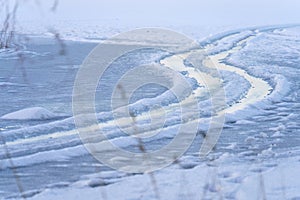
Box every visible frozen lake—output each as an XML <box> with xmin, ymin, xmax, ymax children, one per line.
<box><xmin>0</xmin><ymin>25</ymin><xmax>300</xmax><ymax>199</ymax></box>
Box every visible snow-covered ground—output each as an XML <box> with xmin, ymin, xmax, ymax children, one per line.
<box><xmin>30</xmin><ymin>151</ymin><xmax>300</xmax><ymax>200</ymax></box>
<box><xmin>1</xmin><ymin>12</ymin><xmax>300</xmax><ymax>199</ymax></box>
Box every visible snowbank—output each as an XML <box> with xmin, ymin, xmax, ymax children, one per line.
<box><xmin>1</xmin><ymin>107</ymin><xmax>60</xmax><ymax>120</ymax></box>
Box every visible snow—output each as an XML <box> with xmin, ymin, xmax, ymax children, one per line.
<box><xmin>1</xmin><ymin>12</ymin><xmax>300</xmax><ymax>198</ymax></box>
<box><xmin>1</xmin><ymin>107</ymin><xmax>63</xmax><ymax>120</ymax></box>
<box><xmin>29</xmin><ymin>152</ymin><xmax>300</xmax><ymax>200</ymax></box>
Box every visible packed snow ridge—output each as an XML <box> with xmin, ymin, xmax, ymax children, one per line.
<box><xmin>1</xmin><ymin>107</ymin><xmax>60</xmax><ymax>120</ymax></box>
